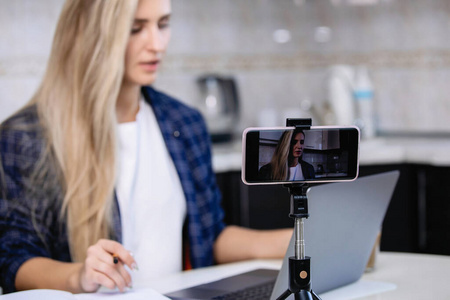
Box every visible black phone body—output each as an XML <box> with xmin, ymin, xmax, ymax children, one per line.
<box><xmin>242</xmin><ymin>126</ymin><xmax>360</xmax><ymax>185</ymax></box>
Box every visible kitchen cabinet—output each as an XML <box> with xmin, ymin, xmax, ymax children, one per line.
<box><xmin>304</xmin><ymin>129</ymin><xmax>340</xmax><ymax>150</ymax></box>
<box><xmin>419</xmin><ymin>165</ymin><xmax>450</xmax><ymax>255</ymax></box>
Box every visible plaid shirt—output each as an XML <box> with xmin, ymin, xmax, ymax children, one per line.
<box><xmin>0</xmin><ymin>86</ymin><xmax>225</xmax><ymax>293</ymax></box>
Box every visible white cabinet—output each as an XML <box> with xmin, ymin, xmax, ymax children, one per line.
<box><xmin>304</xmin><ymin>130</ymin><xmax>340</xmax><ymax>150</ymax></box>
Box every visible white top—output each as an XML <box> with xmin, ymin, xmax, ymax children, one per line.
<box><xmin>288</xmin><ymin>164</ymin><xmax>305</xmax><ymax>181</ymax></box>
<box><xmin>116</xmin><ymin>98</ymin><xmax>186</xmax><ymax>287</ymax></box>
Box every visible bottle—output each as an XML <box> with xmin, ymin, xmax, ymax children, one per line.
<box><xmin>353</xmin><ymin>66</ymin><xmax>375</xmax><ymax>139</ymax></box>
<box><xmin>327</xmin><ymin>65</ymin><xmax>355</xmax><ymax>126</ymax></box>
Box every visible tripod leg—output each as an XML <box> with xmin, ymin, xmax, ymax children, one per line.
<box><xmin>311</xmin><ymin>290</ymin><xmax>322</xmax><ymax>300</ymax></box>
<box><xmin>276</xmin><ymin>289</ymin><xmax>292</xmax><ymax>300</ymax></box>
<box><xmin>295</xmin><ymin>290</ymin><xmax>314</xmax><ymax>300</ymax></box>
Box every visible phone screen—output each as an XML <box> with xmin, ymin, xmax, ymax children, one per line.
<box><xmin>242</xmin><ymin>126</ymin><xmax>360</xmax><ymax>185</ymax></box>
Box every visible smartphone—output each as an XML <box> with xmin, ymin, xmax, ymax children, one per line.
<box><xmin>242</xmin><ymin>126</ymin><xmax>360</xmax><ymax>185</ymax></box>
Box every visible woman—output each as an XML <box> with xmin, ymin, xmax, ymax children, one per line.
<box><xmin>0</xmin><ymin>0</ymin><xmax>291</xmax><ymax>294</ymax></box>
<box><xmin>259</xmin><ymin>128</ymin><xmax>315</xmax><ymax>181</ymax></box>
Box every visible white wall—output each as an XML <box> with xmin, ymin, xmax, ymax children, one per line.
<box><xmin>1</xmin><ymin>0</ymin><xmax>450</xmax><ymax>135</ymax></box>
<box><xmin>0</xmin><ymin>0</ymin><xmax>64</xmax><ymax>122</ymax></box>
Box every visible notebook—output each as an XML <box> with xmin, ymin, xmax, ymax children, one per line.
<box><xmin>165</xmin><ymin>171</ymin><xmax>400</xmax><ymax>300</ymax></box>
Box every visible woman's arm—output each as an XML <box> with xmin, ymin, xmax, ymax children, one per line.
<box><xmin>213</xmin><ymin>225</ymin><xmax>292</xmax><ymax>264</ymax></box>
<box><xmin>15</xmin><ymin>258</ymin><xmax>83</xmax><ymax>293</ymax></box>
<box><xmin>15</xmin><ymin>239</ymin><xmax>137</xmax><ymax>293</ymax></box>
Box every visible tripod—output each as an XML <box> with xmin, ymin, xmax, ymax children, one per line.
<box><xmin>276</xmin><ymin>118</ymin><xmax>321</xmax><ymax>300</ymax></box>
<box><xmin>276</xmin><ymin>184</ymin><xmax>321</xmax><ymax>300</ymax></box>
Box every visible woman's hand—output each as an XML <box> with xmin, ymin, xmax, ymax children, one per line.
<box><xmin>79</xmin><ymin>239</ymin><xmax>137</xmax><ymax>292</ymax></box>
<box><xmin>15</xmin><ymin>240</ymin><xmax>137</xmax><ymax>293</ymax></box>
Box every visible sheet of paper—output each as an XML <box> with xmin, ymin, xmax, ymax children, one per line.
<box><xmin>74</xmin><ymin>288</ymin><xmax>170</xmax><ymax>300</ymax></box>
<box><xmin>0</xmin><ymin>288</ymin><xmax>170</xmax><ymax>300</ymax></box>
<box><xmin>0</xmin><ymin>289</ymin><xmax>75</xmax><ymax>299</ymax></box>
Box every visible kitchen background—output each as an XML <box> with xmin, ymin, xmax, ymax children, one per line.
<box><xmin>1</xmin><ymin>0</ymin><xmax>450</xmax><ymax>256</ymax></box>
<box><xmin>1</xmin><ymin>0</ymin><xmax>450</xmax><ymax>136</ymax></box>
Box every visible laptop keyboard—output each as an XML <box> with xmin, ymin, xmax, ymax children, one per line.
<box><xmin>211</xmin><ymin>281</ymin><xmax>275</xmax><ymax>300</ymax></box>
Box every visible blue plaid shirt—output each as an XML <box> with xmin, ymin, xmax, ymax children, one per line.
<box><xmin>0</xmin><ymin>86</ymin><xmax>225</xmax><ymax>293</ymax></box>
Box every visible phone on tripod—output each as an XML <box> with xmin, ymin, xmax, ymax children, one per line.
<box><xmin>242</xmin><ymin>126</ymin><xmax>360</xmax><ymax>185</ymax></box>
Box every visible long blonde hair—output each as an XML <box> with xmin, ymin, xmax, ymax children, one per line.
<box><xmin>28</xmin><ymin>0</ymin><xmax>138</xmax><ymax>262</ymax></box>
<box><xmin>269</xmin><ymin>129</ymin><xmax>305</xmax><ymax>180</ymax></box>
<box><xmin>269</xmin><ymin>131</ymin><xmax>293</xmax><ymax>180</ymax></box>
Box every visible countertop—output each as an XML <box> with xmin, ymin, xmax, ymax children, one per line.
<box><xmin>212</xmin><ymin>137</ymin><xmax>450</xmax><ymax>173</ymax></box>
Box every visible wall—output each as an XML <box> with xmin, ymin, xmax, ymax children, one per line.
<box><xmin>1</xmin><ymin>0</ymin><xmax>449</xmax><ymax>135</ymax></box>
<box><xmin>0</xmin><ymin>0</ymin><xmax>64</xmax><ymax>121</ymax></box>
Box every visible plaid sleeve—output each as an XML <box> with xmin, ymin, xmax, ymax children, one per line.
<box><xmin>0</xmin><ymin>110</ymin><xmax>70</xmax><ymax>293</ymax></box>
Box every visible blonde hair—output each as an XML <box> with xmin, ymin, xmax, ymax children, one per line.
<box><xmin>28</xmin><ymin>0</ymin><xmax>138</xmax><ymax>262</ymax></box>
<box><xmin>269</xmin><ymin>131</ymin><xmax>293</xmax><ymax>181</ymax></box>
<box><xmin>269</xmin><ymin>129</ymin><xmax>305</xmax><ymax>180</ymax></box>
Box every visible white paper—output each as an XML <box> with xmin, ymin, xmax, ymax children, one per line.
<box><xmin>0</xmin><ymin>288</ymin><xmax>170</xmax><ymax>300</ymax></box>
<box><xmin>0</xmin><ymin>289</ymin><xmax>75</xmax><ymax>299</ymax></box>
<box><xmin>74</xmin><ymin>288</ymin><xmax>170</xmax><ymax>300</ymax></box>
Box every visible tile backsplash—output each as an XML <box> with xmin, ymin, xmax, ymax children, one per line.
<box><xmin>1</xmin><ymin>0</ymin><xmax>449</xmax><ymax>135</ymax></box>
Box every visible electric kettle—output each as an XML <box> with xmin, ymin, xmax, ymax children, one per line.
<box><xmin>197</xmin><ymin>74</ymin><xmax>240</xmax><ymax>143</ymax></box>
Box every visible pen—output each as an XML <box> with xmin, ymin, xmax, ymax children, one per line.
<box><xmin>112</xmin><ymin>253</ymin><xmax>119</xmax><ymax>264</ymax></box>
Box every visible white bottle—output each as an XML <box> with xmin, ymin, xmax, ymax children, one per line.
<box><xmin>327</xmin><ymin>65</ymin><xmax>356</xmax><ymax>126</ymax></box>
<box><xmin>353</xmin><ymin>66</ymin><xmax>375</xmax><ymax>139</ymax></box>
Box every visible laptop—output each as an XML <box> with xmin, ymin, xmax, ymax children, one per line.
<box><xmin>165</xmin><ymin>171</ymin><xmax>400</xmax><ymax>300</ymax></box>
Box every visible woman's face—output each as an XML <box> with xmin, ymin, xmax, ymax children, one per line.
<box><xmin>290</xmin><ymin>132</ymin><xmax>305</xmax><ymax>159</ymax></box>
<box><xmin>123</xmin><ymin>0</ymin><xmax>172</xmax><ymax>87</ymax></box>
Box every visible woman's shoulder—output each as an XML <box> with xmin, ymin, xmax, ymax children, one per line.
<box><xmin>259</xmin><ymin>163</ymin><xmax>272</xmax><ymax>172</ymax></box>
<box><xmin>258</xmin><ymin>163</ymin><xmax>273</xmax><ymax>180</ymax></box>
<box><xmin>300</xmin><ymin>159</ymin><xmax>314</xmax><ymax>168</ymax></box>
<box><xmin>0</xmin><ymin>104</ymin><xmax>44</xmax><ymax>158</ymax></box>
<box><xmin>1</xmin><ymin>105</ymin><xmax>39</xmax><ymax>128</ymax></box>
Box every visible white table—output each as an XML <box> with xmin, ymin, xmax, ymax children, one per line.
<box><xmin>361</xmin><ymin>252</ymin><xmax>450</xmax><ymax>299</ymax></box>
<box><xmin>148</xmin><ymin>252</ymin><xmax>450</xmax><ymax>299</ymax></box>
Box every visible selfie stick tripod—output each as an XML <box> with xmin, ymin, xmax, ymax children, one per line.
<box><xmin>276</xmin><ymin>118</ymin><xmax>322</xmax><ymax>300</ymax></box>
